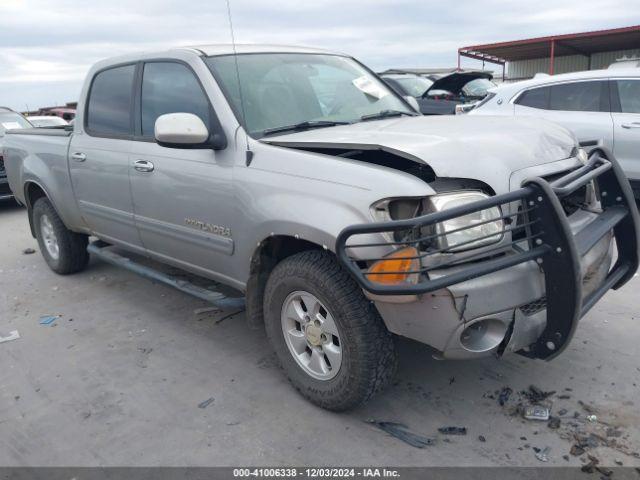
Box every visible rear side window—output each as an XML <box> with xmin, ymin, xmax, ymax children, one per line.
<box><xmin>141</xmin><ymin>62</ymin><xmax>210</xmax><ymax>137</ymax></box>
<box><xmin>516</xmin><ymin>86</ymin><xmax>550</xmax><ymax>109</ymax></box>
<box><xmin>616</xmin><ymin>80</ymin><xmax>640</xmax><ymax>113</ymax></box>
<box><xmin>86</xmin><ymin>65</ymin><xmax>136</xmax><ymax>136</ymax></box>
<box><xmin>549</xmin><ymin>81</ymin><xmax>607</xmax><ymax>112</ymax></box>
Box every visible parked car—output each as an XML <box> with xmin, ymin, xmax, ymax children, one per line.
<box><xmin>27</xmin><ymin>116</ymin><xmax>69</xmax><ymax>128</ymax></box>
<box><xmin>380</xmin><ymin>69</ymin><xmax>496</xmax><ymax>115</ymax></box>
<box><xmin>469</xmin><ymin>68</ymin><xmax>640</xmax><ymax>198</ymax></box>
<box><xmin>4</xmin><ymin>45</ymin><xmax>638</xmax><ymax>411</ymax></box>
<box><xmin>0</xmin><ymin>107</ymin><xmax>32</xmax><ymax>201</ymax></box>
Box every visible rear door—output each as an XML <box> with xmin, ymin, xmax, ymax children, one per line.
<box><xmin>611</xmin><ymin>79</ymin><xmax>640</xmax><ymax>181</ymax></box>
<box><xmin>513</xmin><ymin>80</ymin><xmax>614</xmax><ymax>150</ymax></box>
<box><xmin>69</xmin><ymin>63</ymin><xmax>144</xmax><ymax>251</ymax></box>
<box><xmin>128</xmin><ymin>60</ymin><xmax>236</xmax><ymax>280</ymax></box>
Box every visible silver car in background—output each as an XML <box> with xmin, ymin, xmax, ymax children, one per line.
<box><xmin>469</xmin><ymin>68</ymin><xmax>640</xmax><ymax>197</ymax></box>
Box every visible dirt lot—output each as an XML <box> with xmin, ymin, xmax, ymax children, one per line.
<box><xmin>1</xmin><ymin>200</ymin><xmax>639</xmax><ymax>467</ymax></box>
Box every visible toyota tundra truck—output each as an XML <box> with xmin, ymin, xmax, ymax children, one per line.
<box><xmin>3</xmin><ymin>45</ymin><xmax>639</xmax><ymax>411</ymax></box>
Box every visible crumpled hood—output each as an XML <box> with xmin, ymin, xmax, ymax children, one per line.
<box><xmin>262</xmin><ymin>115</ymin><xmax>577</xmax><ymax>193</ymax></box>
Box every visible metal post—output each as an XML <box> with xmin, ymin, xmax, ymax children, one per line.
<box><xmin>457</xmin><ymin>51</ymin><xmax>461</xmax><ymax>69</ymax></box>
<box><xmin>502</xmin><ymin>63</ymin><xmax>505</xmax><ymax>82</ymax></box>
<box><xmin>550</xmin><ymin>39</ymin><xmax>555</xmax><ymax>75</ymax></box>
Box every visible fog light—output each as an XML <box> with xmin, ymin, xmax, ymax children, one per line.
<box><xmin>460</xmin><ymin>318</ymin><xmax>508</xmax><ymax>352</ymax></box>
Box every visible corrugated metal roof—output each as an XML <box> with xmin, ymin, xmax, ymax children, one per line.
<box><xmin>459</xmin><ymin>25</ymin><xmax>640</xmax><ymax>63</ymax></box>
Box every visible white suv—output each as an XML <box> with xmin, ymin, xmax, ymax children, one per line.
<box><xmin>470</xmin><ymin>69</ymin><xmax>640</xmax><ymax>197</ymax></box>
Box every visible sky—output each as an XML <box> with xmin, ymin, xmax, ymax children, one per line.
<box><xmin>0</xmin><ymin>0</ymin><xmax>638</xmax><ymax>111</ymax></box>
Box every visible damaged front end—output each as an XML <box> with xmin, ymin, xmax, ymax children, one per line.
<box><xmin>336</xmin><ymin>149</ymin><xmax>639</xmax><ymax>360</ymax></box>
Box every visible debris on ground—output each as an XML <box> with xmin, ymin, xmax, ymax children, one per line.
<box><xmin>194</xmin><ymin>306</ymin><xmax>221</xmax><ymax>316</ymax></box>
<box><xmin>522</xmin><ymin>385</ymin><xmax>556</xmax><ymax>403</ymax></box>
<box><xmin>39</xmin><ymin>315</ymin><xmax>60</xmax><ymax>326</ymax></box>
<box><xmin>535</xmin><ymin>446</ymin><xmax>551</xmax><ymax>462</ymax></box>
<box><xmin>22</xmin><ymin>248</ymin><xmax>36</xmax><ymax>255</ymax></box>
<box><xmin>606</xmin><ymin>427</ymin><xmax>623</xmax><ymax>438</ymax></box>
<box><xmin>570</xmin><ymin>444</ymin><xmax>585</xmax><ymax>456</ymax></box>
<box><xmin>548</xmin><ymin>417</ymin><xmax>561</xmax><ymax>429</ymax></box>
<box><xmin>438</xmin><ymin>426</ymin><xmax>467</xmax><ymax>435</ymax></box>
<box><xmin>557</xmin><ymin>408</ymin><xmax>568</xmax><ymax>416</ymax></box>
<box><xmin>580</xmin><ymin>454</ymin><xmax>612</xmax><ymax>476</ymax></box>
<box><xmin>586</xmin><ymin>414</ymin><xmax>598</xmax><ymax>423</ymax></box>
<box><xmin>367</xmin><ymin>421</ymin><xmax>436</xmax><ymax>448</ymax></box>
<box><xmin>478</xmin><ymin>435</ymin><xmax>486</xmax><ymax>442</ymax></box>
<box><xmin>498</xmin><ymin>386</ymin><xmax>512</xmax><ymax>406</ymax></box>
<box><xmin>579</xmin><ymin>400</ymin><xmax>598</xmax><ymax>414</ymax></box>
<box><xmin>215</xmin><ymin>310</ymin><xmax>243</xmax><ymax>324</ymax></box>
<box><xmin>0</xmin><ymin>330</ymin><xmax>20</xmax><ymax>344</ymax></box>
<box><xmin>523</xmin><ymin>404</ymin><xmax>550</xmax><ymax>421</ymax></box>
<box><xmin>563</xmin><ymin>455</ymin><xmax>570</xmax><ymax>462</ymax></box>
<box><xmin>198</xmin><ymin>397</ymin><xmax>215</xmax><ymax>409</ymax></box>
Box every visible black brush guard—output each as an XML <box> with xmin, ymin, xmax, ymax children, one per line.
<box><xmin>336</xmin><ymin>149</ymin><xmax>639</xmax><ymax>360</ymax></box>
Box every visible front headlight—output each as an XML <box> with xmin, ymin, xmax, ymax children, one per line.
<box><xmin>428</xmin><ymin>191</ymin><xmax>504</xmax><ymax>251</ymax></box>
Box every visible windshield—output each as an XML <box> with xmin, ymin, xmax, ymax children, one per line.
<box><xmin>0</xmin><ymin>112</ymin><xmax>31</xmax><ymax>134</ymax></box>
<box><xmin>461</xmin><ymin>78</ymin><xmax>496</xmax><ymax>98</ymax></box>
<box><xmin>393</xmin><ymin>76</ymin><xmax>434</xmax><ymax>97</ymax></box>
<box><xmin>205</xmin><ymin>53</ymin><xmax>413</xmax><ymax>138</ymax></box>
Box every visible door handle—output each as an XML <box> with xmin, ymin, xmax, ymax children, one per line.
<box><xmin>621</xmin><ymin>123</ymin><xmax>640</xmax><ymax>129</ymax></box>
<box><xmin>133</xmin><ymin>159</ymin><xmax>155</xmax><ymax>173</ymax></box>
<box><xmin>71</xmin><ymin>152</ymin><xmax>86</xmax><ymax>162</ymax></box>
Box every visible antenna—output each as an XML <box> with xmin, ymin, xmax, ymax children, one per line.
<box><xmin>225</xmin><ymin>0</ymin><xmax>253</xmax><ymax>166</ymax></box>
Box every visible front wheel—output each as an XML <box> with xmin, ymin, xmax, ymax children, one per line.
<box><xmin>32</xmin><ymin>197</ymin><xmax>89</xmax><ymax>274</ymax></box>
<box><xmin>264</xmin><ymin>250</ymin><xmax>397</xmax><ymax>411</ymax></box>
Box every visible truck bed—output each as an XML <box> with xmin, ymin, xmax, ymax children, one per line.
<box><xmin>3</xmin><ymin>127</ymin><xmax>75</xmax><ymax>221</ymax></box>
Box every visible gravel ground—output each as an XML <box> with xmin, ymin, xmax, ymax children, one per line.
<box><xmin>1</xmin><ymin>201</ymin><xmax>639</xmax><ymax>467</ymax></box>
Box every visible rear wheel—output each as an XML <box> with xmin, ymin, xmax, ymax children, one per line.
<box><xmin>32</xmin><ymin>197</ymin><xmax>89</xmax><ymax>274</ymax></box>
<box><xmin>264</xmin><ymin>250</ymin><xmax>397</xmax><ymax>411</ymax></box>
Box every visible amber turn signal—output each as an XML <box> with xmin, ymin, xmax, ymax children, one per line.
<box><xmin>367</xmin><ymin>246</ymin><xmax>420</xmax><ymax>285</ymax></box>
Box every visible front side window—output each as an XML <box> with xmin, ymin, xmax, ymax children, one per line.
<box><xmin>549</xmin><ymin>81</ymin><xmax>606</xmax><ymax>112</ymax></box>
<box><xmin>394</xmin><ymin>76</ymin><xmax>434</xmax><ymax>97</ymax></box>
<box><xmin>616</xmin><ymin>80</ymin><xmax>640</xmax><ymax>113</ymax></box>
<box><xmin>205</xmin><ymin>53</ymin><xmax>413</xmax><ymax>138</ymax></box>
<box><xmin>86</xmin><ymin>65</ymin><xmax>135</xmax><ymax>136</ymax></box>
<box><xmin>141</xmin><ymin>62</ymin><xmax>211</xmax><ymax>137</ymax></box>
<box><xmin>516</xmin><ymin>86</ymin><xmax>550</xmax><ymax>109</ymax></box>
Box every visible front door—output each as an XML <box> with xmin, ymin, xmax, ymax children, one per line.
<box><xmin>69</xmin><ymin>63</ymin><xmax>144</xmax><ymax>252</ymax></box>
<box><xmin>128</xmin><ymin>61</ymin><xmax>237</xmax><ymax>282</ymax></box>
<box><xmin>611</xmin><ymin>79</ymin><xmax>640</xmax><ymax>181</ymax></box>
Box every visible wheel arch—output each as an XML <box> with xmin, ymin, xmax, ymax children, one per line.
<box><xmin>24</xmin><ymin>181</ymin><xmax>51</xmax><ymax>237</ymax></box>
<box><xmin>245</xmin><ymin>234</ymin><xmax>327</xmax><ymax>329</ymax></box>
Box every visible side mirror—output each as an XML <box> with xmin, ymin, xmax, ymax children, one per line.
<box><xmin>154</xmin><ymin>113</ymin><xmax>226</xmax><ymax>149</ymax></box>
<box><xmin>403</xmin><ymin>96</ymin><xmax>421</xmax><ymax>113</ymax></box>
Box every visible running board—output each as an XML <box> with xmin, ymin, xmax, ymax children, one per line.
<box><xmin>87</xmin><ymin>241</ymin><xmax>245</xmax><ymax>310</ymax></box>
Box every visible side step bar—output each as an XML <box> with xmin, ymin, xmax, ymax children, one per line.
<box><xmin>87</xmin><ymin>241</ymin><xmax>245</xmax><ymax>310</ymax></box>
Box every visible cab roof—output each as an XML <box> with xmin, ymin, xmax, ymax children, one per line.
<box><xmin>183</xmin><ymin>44</ymin><xmax>342</xmax><ymax>56</ymax></box>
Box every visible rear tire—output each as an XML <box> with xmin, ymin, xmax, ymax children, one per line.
<box><xmin>264</xmin><ymin>250</ymin><xmax>397</xmax><ymax>411</ymax></box>
<box><xmin>32</xmin><ymin>197</ymin><xmax>89</xmax><ymax>274</ymax></box>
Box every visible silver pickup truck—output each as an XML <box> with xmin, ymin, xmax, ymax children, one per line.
<box><xmin>4</xmin><ymin>45</ymin><xmax>639</xmax><ymax>411</ymax></box>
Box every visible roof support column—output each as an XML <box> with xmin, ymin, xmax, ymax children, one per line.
<box><xmin>549</xmin><ymin>39</ymin><xmax>556</xmax><ymax>75</ymax></box>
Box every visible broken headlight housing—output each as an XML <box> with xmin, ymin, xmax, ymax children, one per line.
<box><xmin>371</xmin><ymin>191</ymin><xmax>504</xmax><ymax>252</ymax></box>
<box><xmin>427</xmin><ymin>191</ymin><xmax>504</xmax><ymax>251</ymax></box>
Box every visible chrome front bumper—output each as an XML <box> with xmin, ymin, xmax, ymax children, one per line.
<box><xmin>337</xmin><ymin>149</ymin><xmax>639</xmax><ymax>360</ymax></box>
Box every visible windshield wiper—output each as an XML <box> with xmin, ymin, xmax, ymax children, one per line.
<box><xmin>261</xmin><ymin>120</ymin><xmax>350</xmax><ymax>137</ymax></box>
<box><xmin>360</xmin><ymin>110</ymin><xmax>417</xmax><ymax>122</ymax></box>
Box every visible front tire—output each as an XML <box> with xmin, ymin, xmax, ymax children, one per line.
<box><xmin>32</xmin><ymin>197</ymin><xmax>89</xmax><ymax>274</ymax></box>
<box><xmin>264</xmin><ymin>250</ymin><xmax>397</xmax><ymax>411</ymax></box>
